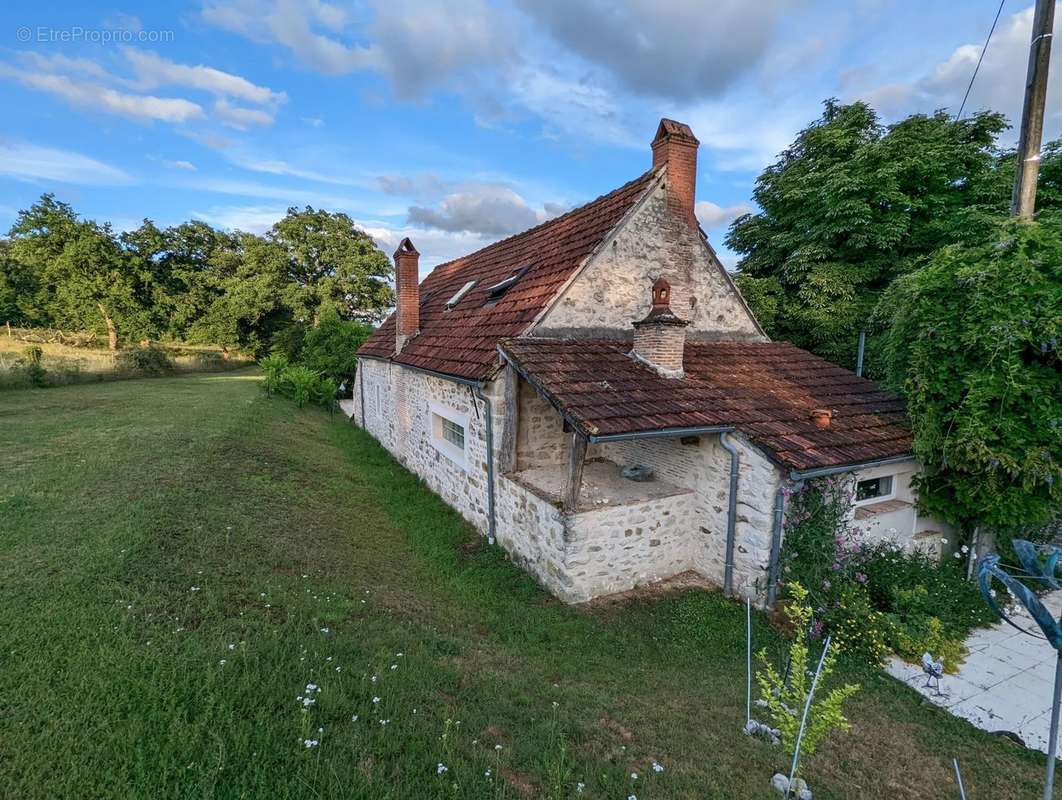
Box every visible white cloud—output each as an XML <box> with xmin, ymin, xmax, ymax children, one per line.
<box><xmin>165</xmin><ymin>160</ymin><xmax>198</xmax><ymax>171</ymax></box>
<box><xmin>214</xmin><ymin>99</ymin><xmax>276</xmax><ymax>128</ymax></box>
<box><xmin>695</xmin><ymin>200</ymin><xmax>752</xmax><ymax>229</ymax></box>
<box><xmin>407</xmin><ymin>182</ymin><xmax>561</xmax><ymax>236</ymax></box>
<box><xmin>0</xmin><ymin>64</ymin><xmax>204</xmax><ymax>123</ymax></box>
<box><xmin>124</xmin><ymin>49</ymin><xmax>287</xmax><ymax>106</ymax></box>
<box><xmin>852</xmin><ymin>4</ymin><xmax>1062</xmax><ymax>137</ymax></box>
<box><xmin>203</xmin><ymin>0</ymin><xmax>513</xmax><ymax>98</ymax></box>
<box><xmin>192</xmin><ymin>204</ymin><xmax>288</xmax><ymax>233</ymax></box>
<box><xmin>0</xmin><ymin>141</ymin><xmax>134</xmax><ymax>185</ymax></box>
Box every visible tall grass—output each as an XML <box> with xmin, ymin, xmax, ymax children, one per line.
<box><xmin>0</xmin><ymin>328</ymin><xmax>251</xmax><ymax>389</ymax></box>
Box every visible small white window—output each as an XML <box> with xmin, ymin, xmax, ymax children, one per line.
<box><xmin>445</xmin><ymin>281</ymin><xmax>477</xmax><ymax>310</ymax></box>
<box><xmin>855</xmin><ymin>475</ymin><xmax>894</xmax><ymax>504</ymax></box>
<box><xmin>440</xmin><ymin>417</ymin><xmax>465</xmax><ymax>450</ymax></box>
<box><xmin>429</xmin><ymin>402</ymin><xmax>469</xmax><ymax>468</ymax></box>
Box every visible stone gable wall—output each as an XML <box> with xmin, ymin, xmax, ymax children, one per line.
<box><xmin>534</xmin><ymin>183</ymin><xmax>764</xmax><ymax>340</ymax></box>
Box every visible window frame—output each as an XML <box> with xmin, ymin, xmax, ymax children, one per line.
<box><xmin>429</xmin><ymin>401</ymin><xmax>469</xmax><ymax>469</ymax></box>
<box><xmin>854</xmin><ymin>474</ymin><xmax>895</xmax><ymax>506</ymax></box>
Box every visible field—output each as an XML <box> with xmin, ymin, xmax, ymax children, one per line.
<box><xmin>0</xmin><ymin>327</ymin><xmax>251</xmax><ymax>389</ymax></box>
<box><xmin>0</xmin><ymin>373</ymin><xmax>1050</xmax><ymax>799</ymax></box>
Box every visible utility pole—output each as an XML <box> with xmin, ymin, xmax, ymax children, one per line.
<box><xmin>1012</xmin><ymin>0</ymin><xmax>1056</xmax><ymax>219</ymax></box>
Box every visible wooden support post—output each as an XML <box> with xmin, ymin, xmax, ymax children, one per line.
<box><xmin>499</xmin><ymin>363</ymin><xmax>519</xmax><ymax>474</ymax></box>
<box><xmin>1012</xmin><ymin>0</ymin><xmax>1056</xmax><ymax>219</ymax></box>
<box><xmin>564</xmin><ymin>432</ymin><xmax>587</xmax><ymax>512</ymax></box>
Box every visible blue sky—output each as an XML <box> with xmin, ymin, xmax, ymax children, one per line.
<box><xmin>1</xmin><ymin>0</ymin><xmax>1059</xmax><ymax>272</ymax></box>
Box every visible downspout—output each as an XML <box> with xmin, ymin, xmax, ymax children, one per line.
<box><xmin>766</xmin><ymin>481</ymin><xmax>792</xmax><ymax>608</ymax></box>
<box><xmin>719</xmin><ymin>431</ymin><xmax>740</xmax><ymax>598</ymax></box>
<box><xmin>358</xmin><ymin>359</ymin><xmax>366</xmax><ymax>428</ymax></box>
<box><xmin>472</xmin><ymin>384</ymin><xmax>497</xmax><ymax>545</ymax></box>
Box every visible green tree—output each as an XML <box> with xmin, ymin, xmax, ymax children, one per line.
<box><xmin>300</xmin><ymin>306</ymin><xmax>373</xmax><ymax>382</ymax></box>
<box><xmin>728</xmin><ymin>101</ymin><xmax>1011</xmax><ymax>373</ymax></box>
<box><xmin>9</xmin><ymin>196</ymin><xmax>148</xmax><ymax>348</ymax></box>
<box><xmin>0</xmin><ymin>239</ymin><xmax>31</xmax><ymax>325</ymax></box>
<box><xmin>270</xmin><ymin>206</ymin><xmax>393</xmax><ymax>324</ymax></box>
<box><xmin>881</xmin><ymin>218</ymin><xmax>1061</xmax><ymax>532</ymax></box>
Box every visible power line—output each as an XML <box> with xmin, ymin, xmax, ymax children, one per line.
<box><xmin>956</xmin><ymin>0</ymin><xmax>1008</xmax><ymax>120</ymax></box>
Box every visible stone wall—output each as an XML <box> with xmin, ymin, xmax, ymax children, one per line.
<box><xmin>514</xmin><ymin>379</ymin><xmax>567</xmax><ymax>471</ymax></box>
<box><xmin>592</xmin><ymin>431</ymin><xmax>781</xmax><ymax>602</ymax></box>
<box><xmin>534</xmin><ymin>182</ymin><xmax>764</xmax><ymax>341</ymax></box>
<box><xmin>563</xmin><ymin>489</ymin><xmax>698</xmax><ymax>602</ymax></box>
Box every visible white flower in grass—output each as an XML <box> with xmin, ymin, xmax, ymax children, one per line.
<box><xmin>495</xmin><ymin>744</ymin><xmax>503</xmax><ymax>751</ymax></box>
<box><xmin>259</xmin><ymin>593</ymin><xmax>266</xmax><ymax>598</ymax></box>
<box><xmin>485</xmin><ymin>768</ymin><xmax>492</xmax><ymax>777</ymax></box>
<box><xmin>651</xmin><ymin>761</ymin><xmax>664</xmax><ymax>773</ymax></box>
<box><xmin>371</xmin><ymin>675</ymin><xmax>378</xmax><ymax>683</ymax></box>
<box><xmin>190</xmin><ymin>586</ymin><xmax>200</xmax><ymax>592</ymax></box>
<box><xmin>218</xmin><ymin>659</ymin><xmax>226</xmax><ymax>665</ymax></box>
<box><xmin>228</xmin><ymin>643</ymin><xmax>236</xmax><ymax>650</ymax></box>
<box><xmin>379</xmin><ymin>719</ymin><xmax>390</xmax><ymax>725</ymax></box>
<box><xmin>628</xmin><ymin>795</ymin><xmax>637</xmax><ymax>800</ymax></box>
<box><xmin>303</xmin><ymin>739</ymin><xmax>319</xmax><ymax>748</ymax></box>
<box><xmin>961</xmin><ymin>545</ymin><xmax>970</xmax><ymax>554</ymax></box>
<box><xmin>302</xmin><ymin>697</ymin><xmax>315</xmax><ymax>707</ymax></box>
<box><xmin>306</xmin><ymin>683</ymin><xmax>318</xmax><ymax>692</ymax></box>
<box><xmin>336</xmin><ymin>666</ymin><xmax>342</xmax><ymax>672</ymax></box>
<box><xmin>320</xmin><ymin>627</ymin><xmax>330</xmax><ymax>634</ymax></box>
<box><xmin>631</xmin><ymin>772</ymin><xmax>638</xmax><ymax>780</ymax></box>
<box><xmin>437</xmin><ymin>763</ymin><xmax>448</xmax><ymax>775</ymax></box>
<box><xmin>326</xmin><ymin>656</ymin><xmax>333</xmax><ymax>662</ymax></box>
<box><xmin>576</xmin><ymin>783</ymin><xmax>585</xmax><ymax>793</ymax></box>
<box><xmin>390</xmin><ymin>664</ymin><xmax>398</xmax><ymax>670</ymax></box>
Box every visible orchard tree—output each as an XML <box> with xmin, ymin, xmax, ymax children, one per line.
<box><xmin>728</xmin><ymin>101</ymin><xmax>1011</xmax><ymax>373</ymax></box>
<box><xmin>270</xmin><ymin>206</ymin><xmax>393</xmax><ymax>324</ymax></box>
<box><xmin>881</xmin><ymin>218</ymin><xmax>1061</xmax><ymax>533</ymax></box>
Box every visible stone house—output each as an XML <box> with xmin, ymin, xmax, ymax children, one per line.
<box><xmin>354</xmin><ymin>119</ymin><xmax>951</xmax><ymax>605</ymax></box>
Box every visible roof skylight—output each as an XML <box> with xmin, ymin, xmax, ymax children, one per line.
<box><xmin>445</xmin><ymin>281</ymin><xmax>477</xmax><ymax>310</ymax></box>
<box><xmin>484</xmin><ymin>266</ymin><xmax>531</xmax><ymax>301</ymax></box>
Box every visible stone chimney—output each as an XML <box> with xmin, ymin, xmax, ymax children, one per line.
<box><xmin>651</xmin><ymin>119</ymin><xmax>699</xmax><ymax>228</ymax></box>
<box><xmin>631</xmin><ymin>278</ymin><xmax>688</xmax><ymax>379</ymax></box>
<box><xmin>394</xmin><ymin>237</ymin><xmax>420</xmax><ymax>354</ymax></box>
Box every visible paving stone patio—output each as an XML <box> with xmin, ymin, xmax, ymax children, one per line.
<box><xmin>885</xmin><ymin>591</ymin><xmax>1062</xmax><ymax>754</ymax></box>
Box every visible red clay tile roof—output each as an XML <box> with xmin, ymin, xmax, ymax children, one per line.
<box><xmin>358</xmin><ymin>170</ymin><xmax>659</xmax><ymax>380</ymax></box>
<box><xmin>499</xmin><ymin>338</ymin><xmax>913</xmax><ymax>472</ymax></box>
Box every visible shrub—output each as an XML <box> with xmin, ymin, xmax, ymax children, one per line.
<box><xmin>282</xmin><ymin>365</ymin><xmax>320</xmax><ymax>408</ymax></box>
<box><xmin>259</xmin><ymin>354</ymin><xmax>288</xmax><ymax>395</ymax></box>
<box><xmin>18</xmin><ymin>345</ymin><xmax>47</xmax><ymax>387</ymax></box>
<box><xmin>780</xmin><ymin>478</ymin><xmax>994</xmax><ymax>667</ymax></box>
<box><xmin>756</xmin><ymin>584</ymin><xmax>860</xmax><ymax>768</ymax></box>
<box><xmin>118</xmin><ymin>345</ymin><xmax>173</xmax><ymax>375</ymax></box>
<box><xmin>301</xmin><ymin>307</ymin><xmax>372</xmax><ymax>383</ymax></box>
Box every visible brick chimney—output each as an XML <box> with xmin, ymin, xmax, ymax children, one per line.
<box><xmin>394</xmin><ymin>237</ymin><xmax>420</xmax><ymax>354</ymax></box>
<box><xmin>631</xmin><ymin>278</ymin><xmax>688</xmax><ymax>379</ymax></box>
<box><xmin>651</xmin><ymin>119</ymin><xmax>699</xmax><ymax>228</ymax></box>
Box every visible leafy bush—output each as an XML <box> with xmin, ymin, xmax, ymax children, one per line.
<box><xmin>18</xmin><ymin>345</ymin><xmax>47</xmax><ymax>387</ymax></box>
<box><xmin>780</xmin><ymin>477</ymin><xmax>993</xmax><ymax>668</ymax></box>
<box><xmin>300</xmin><ymin>307</ymin><xmax>372</xmax><ymax>383</ymax></box>
<box><xmin>118</xmin><ymin>345</ymin><xmax>173</xmax><ymax>375</ymax></box>
<box><xmin>756</xmin><ymin>584</ymin><xmax>860</xmax><ymax>768</ymax></box>
<box><xmin>259</xmin><ymin>354</ymin><xmax>288</xmax><ymax>395</ymax></box>
<box><xmin>284</xmin><ymin>365</ymin><xmax>320</xmax><ymax>408</ymax></box>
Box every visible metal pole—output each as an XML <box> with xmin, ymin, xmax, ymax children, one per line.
<box><xmin>1045</xmin><ymin>652</ymin><xmax>1062</xmax><ymax>800</ymax></box>
<box><xmin>855</xmin><ymin>330</ymin><xmax>865</xmax><ymax>377</ymax></box>
<box><xmin>1012</xmin><ymin>0</ymin><xmax>1056</xmax><ymax>219</ymax></box>
<box><xmin>953</xmin><ymin>759</ymin><xmax>967</xmax><ymax>800</ymax></box>
<box><xmin>746</xmin><ymin>598</ymin><xmax>752</xmax><ymax>727</ymax></box>
<box><xmin>787</xmin><ymin>635</ymin><xmax>832</xmax><ymax>792</ymax></box>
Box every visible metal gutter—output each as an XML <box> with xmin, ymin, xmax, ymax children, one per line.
<box><xmin>788</xmin><ymin>453</ymin><xmax>916</xmax><ymax>482</ymax></box>
<box><xmin>586</xmin><ymin>425</ymin><xmax>733</xmax><ymax>444</ymax></box>
<box><xmin>719</xmin><ymin>431</ymin><xmax>740</xmax><ymax>598</ymax></box>
<box><xmin>358</xmin><ymin>361</ymin><xmax>366</xmax><ymax>427</ymax></box>
<box><xmin>766</xmin><ymin>484</ymin><xmax>787</xmax><ymax>608</ymax></box>
<box><xmin>356</xmin><ymin>354</ymin><xmax>484</xmax><ymax>387</ymax></box>
<box><xmin>472</xmin><ymin>384</ymin><xmax>497</xmax><ymax>545</ymax></box>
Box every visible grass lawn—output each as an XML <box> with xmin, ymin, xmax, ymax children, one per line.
<box><xmin>0</xmin><ymin>372</ymin><xmax>1050</xmax><ymax>799</ymax></box>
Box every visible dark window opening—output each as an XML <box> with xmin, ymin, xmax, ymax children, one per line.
<box><xmin>484</xmin><ymin>266</ymin><xmax>531</xmax><ymax>302</ymax></box>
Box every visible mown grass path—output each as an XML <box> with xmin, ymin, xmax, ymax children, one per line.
<box><xmin>0</xmin><ymin>373</ymin><xmax>1048</xmax><ymax>799</ymax></box>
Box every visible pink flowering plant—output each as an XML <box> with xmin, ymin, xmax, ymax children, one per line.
<box><xmin>779</xmin><ymin>477</ymin><xmax>995</xmax><ymax>667</ymax></box>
